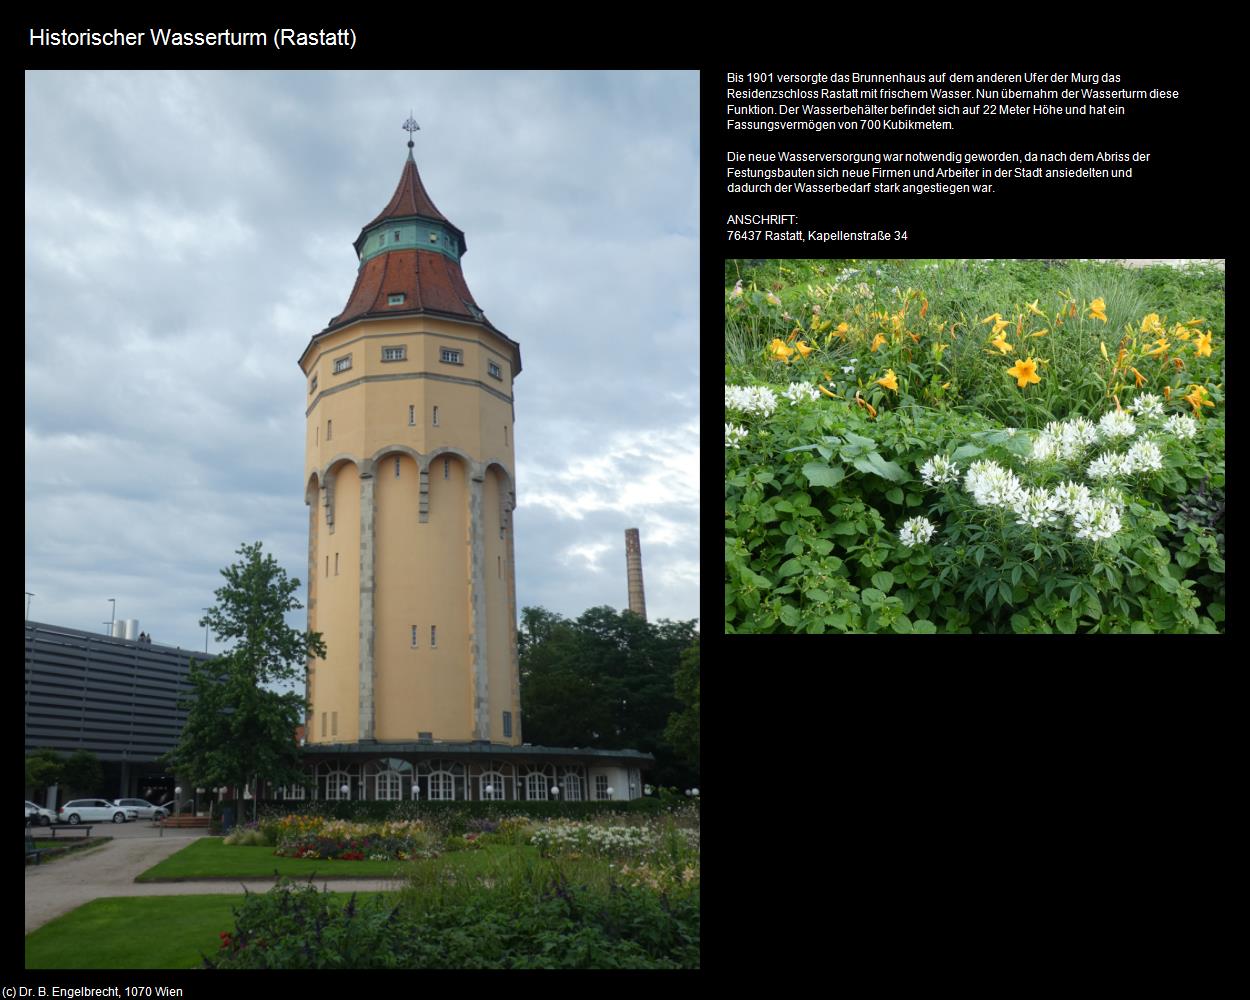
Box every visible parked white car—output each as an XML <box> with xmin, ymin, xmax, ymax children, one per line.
<box><xmin>58</xmin><ymin>799</ymin><xmax>137</xmax><ymax>825</ymax></box>
<box><xmin>113</xmin><ymin>798</ymin><xmax>169</xmax><ymax>820</ymax></box>
<box><xmin>25</xmin><ymin>801</ymin><xmax>55</xmax><ymax>826</ymax></box>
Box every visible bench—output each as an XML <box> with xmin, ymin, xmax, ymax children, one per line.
<box><xmin>48</xmin><ymin>825</ymin><xmax>94</xmax><ymax>838</ymax></box>
<box><xmin>25</xmin><ymin>834</ymin><xmax>44</xmax><ymax>865</ymax></box>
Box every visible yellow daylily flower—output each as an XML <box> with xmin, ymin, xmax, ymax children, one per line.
<box><xmin>1100</xmin><ymin>341</ymin><xmax>1109</xmax><ymax>361</ymax></box>
<box><xmin>766</xmin><ymin>291</ymin><xmax>782</xmax><ymax>306</ymax></box>
<box><xmin>1173</xmin><ymin>323</ymin><xmax>1191</xmax><ymax>340</ymax></box>
<box><xmin>1026</xmin><ymin>300</ymin><xmax>1047</xmax><ymax>319</ymax></box>
<box><xmin>990</xmin><ymin>335</ymin><xmax>1014</xmax><ymax>355</ymax></box>
<box><xmin>835</xmin><ymin>322</ymin><xmax>849</xmax><ymax>336</ymax></box>
<box><xmin>1144</xmin><ymin>337</ymin><xmax>1169</xmax><ymax>357</ymax></box>
<box><xmin>1006</xmin><ymin>357</ymin><xmax>1042</xmax><ymax>389</ymax></box>
<box><xmin>1194</xmin><ymin>331</ymin><xmax>1213</xmax><ymax>357</ymax></box>
<box><xmin>768</xmin><ymin>338</ymin><xmax>794</xmax><ymax>363</ymax></box>
<box><xmin>919</xmin><ymin>298</ymin><xmax>929</xmax><ymax>319</ymax></box>
<box><xmin>1182</xmin><ymin>384</ymin><xmax>1214</xmax><ymax>417</ymax></box>
<box><xmin>1130</xmin><ymin>366</ymin><xmax>1146</xmax><ymax>388</ymax></box>
<box><xmin>1088</xmin><ymin>298</ymin><xmax>1108</xmax><ymax>323</ymax></box>
<box><xmin>795</xmin><ymin>339</ymin><xmax>813</xmax><ymax>358</ymax></box>
<box><xmin>1030</xmin><ymin>328</ymin><xmax>1048</xmax><ymax>338</ymax></box>
<box><xmin>870</xmin><ymin>333</ymin><xmax>886</xmax><ymax>352</ymax></box>
<box><xmin>1163</xmin><ymin>386</ymin><xmax>1172</xmax><ymax>400</ymax></box>
<box><xmin>1140</xmin><ymin>313</ymin><xmax>1164</xmax><ymax>336</ymax></box>
<box><xmin>877</xmin><ymin>369</ymin><xmax>899</xmax><ymax>392</ymax></box>
<box><xmin>818</xmin><ymin>385</ymin><xmax>839</xmax><ymax>399</ymax></box>
<box><xmin>941</xmin><ymin>381</ymin><xmax>951</xmax><ymax>390</ymax></box>
<box><xmin>1184</xmin><ymin>317</ymin><xmax>1205</xmax><ymax>327</ymax></box>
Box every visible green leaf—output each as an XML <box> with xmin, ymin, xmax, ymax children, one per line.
<box><xmin>912</xmin><ymin>619</ymin><xmax>937</xmax><ymax>633</ymax></box>
<box><xmin>1055</xmin><ymin>612</ymin><xmax>1077</xmax><ymax>634</ymax></box>
<box><xmin>1208</xmin><ymin>555</ymin><xmax>1225</xmax><ymax>573</ymax></box>
<box><xmin>871</xmin><ymin>571</ymin><xmax>895</xmax><ymax>593</ymax></box>
<box><xmin>802</xmin><ymin>462</ymin><xmax>846</xmax><ymax>489</ymax></box>
<box><xmin>810</xmin><ymin>538</ymin><xmax>835</xmax><ymax>556</ymax></box>
<box><xmin>1175</xmin><ymin>550</ymin><xmax>1199</xmax><ymax>569</ymax></box>
<box><xmin>807</xmin><ymin>589</ymin><xmax>829</xmax><ymax>603</ymax></box>
<box><xmin>1207</xmin><ymin>603</ymin><xmax>1224</xmax><ymax>623</ymax></box>
<box><xmin>860</xmin><ymin>588</ymin><xmax>886</xmax><ymax>605</ymax></box>
<box><xmin>998</xmin><ymin>581</ymin><xmax>1013</xmax><ymax>605</ymax></box>
<box><xmin>852</xmin><ymin>452</ymin><xmax>907</xmax><ymax>483</ymax></box>
<box><xmin>905</xmin><ymin>492</ymin><xmax>923</xmax><ymax>506</ymax></box>
<box><xmin>1011</xmin><ymin>565</ymin><xmax>1022</xmax><ymax>588</ymax></box>
<box><xmin>951</xmin><ymin>443</ymin><xmax>984</xmax><ymax>461</ymax></box>
<box><xmin>779</xmin><ymin>605</ymin><xmax>801</xmax><ymax>627</ymax></box>
<box><xmin>886</xmin><ymin>487</ymin><xmax>904</xmax><ymax>504</ymax></box>
<box><xmin>777</xmin><ymin>559</ymin><xmax>804</xmax><ymax>578</ymax></box>
<box><xmin>825</xmin><ymin>613</ymin><xmax>849</xmax><ymax>629</ymax></box>
<box><xmin>891</xmin><ymin>617</ymin><xmax>913</xmax><ymax>634</ymax></box>
<box><xmin>1130</xmin><ymin>621</ymin><xmax>1154</xmax><ymax>634</ymax></box>
<box><xmin>748</xmin><ymin>572</ymin><xmax>773</xmax><ymax>590</ymax></box>
<box><xmin>844</xmin><ymin>431</ymin><xmax>876</xmax><ymax>449</ymax></box>
<box><xmin>784</xmin><ymin>534</ymin><xmax>804</xmax><ymax>556</ymax></box>
<box><xmin>830</xmin><ymin>522</ymin><xmax>856</xmax><ymax>536</ymax></box>
<box><xmin>1010</xmin><ymin>613</ymin><xmax>1031</xmax><ymax>634</ymax></box>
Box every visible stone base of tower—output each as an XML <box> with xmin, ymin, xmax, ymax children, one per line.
<box><xmin>283</xmin><ymin>741</ymin><xmax>651</xmax><ymax>803</ymax></box>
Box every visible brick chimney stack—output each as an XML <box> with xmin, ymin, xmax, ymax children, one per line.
<box><xmin>625</xmin><ymin>528</ymin><xmax>646</xmax><ymax>620</ymax></box>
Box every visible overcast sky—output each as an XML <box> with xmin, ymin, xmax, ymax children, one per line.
<box><xmin>25</xmin><ymin>70</ymin><xmax>699</xmax><ymax>653</ymax></box>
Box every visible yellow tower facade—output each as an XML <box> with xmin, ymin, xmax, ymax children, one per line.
<box><xmin>298</xmin><ymin>141</ymin><xmax>523</xmax><ymax>750</ymax></box>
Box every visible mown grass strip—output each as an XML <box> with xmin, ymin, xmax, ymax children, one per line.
<box><xmin>24</xmin><ymin>892</ymin><xmax>389</xmax><ymax>969</ymax></box>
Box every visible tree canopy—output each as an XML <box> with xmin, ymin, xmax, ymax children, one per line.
<box><xmin>518</xmin><ymin>605</ymin><xmax>699</xmax><ymax>788</ymax></box>
<box><xmin>163</xmin><ymin>542</ymin><xmax>324</xmax><ymax>812</ymax></box>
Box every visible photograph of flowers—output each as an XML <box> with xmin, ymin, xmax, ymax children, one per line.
<box><xmin>724</xmin><ymin>259</ymin><xmax>1224</xmax><ymax>634</ymax></box>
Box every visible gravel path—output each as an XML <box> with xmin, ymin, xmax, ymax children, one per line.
<box><xmin>24</xmin><ymin>830</ymin><xmax>403</xmax><ymax>934</ymax></box>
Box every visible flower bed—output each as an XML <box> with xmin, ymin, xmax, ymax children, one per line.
<box><xmin>268</xmin><ymin>815</ymin><xmax>439</xmax><ymax>862</ymax></box>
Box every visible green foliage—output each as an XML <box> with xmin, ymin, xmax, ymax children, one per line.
<box><xmin>60</xmin><ymin>750</ymin><xmax>103</xmax><ymax>796</ymax></box>
<box><xmin>25</xmin><ymin>748</ymin><xmax>64</xmax><ymax>790</ymax></box>
<box><xmin>519</xmin><ymin>605</ymin><xmax>698</xmax><ymax>788</ymax></box>
<box><xmin>239</xmin><ymin>797</ymin><xmax>667</xmax><ymax>824</ymax></box>
<box><xmin>726</xmin><ymin>259</ymin><xmax>1225</xmax><ymax>634</ymax></box>
<box><xmin>163</xmin><ymin>542</ymin><xmax>325</xmax><ymax>807</ymax></box>
<box><xmin>663</xmin><ymin>639</ymin><xmax>699</xmax><ymax>772</ymax></box>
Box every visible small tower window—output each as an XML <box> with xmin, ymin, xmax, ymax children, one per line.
<box><xmin>488</xmin><ymin>361</ymin><xmax>502</xmax><ymax>380</ymax></box>
<box><xmin>325</xmin><ymin>555</ymin><xmax>329</xmax><ymax>577</ymax></box>
<box><xmin>433</xmin><ymin>406</ymin><xmax>439</xmax><ymax>427</ymax></box>
<box><xmin>315</xmin><ymin>425</ymin><xmax>319</xmax><ymax>445</ymax></box>
<box><xmin>503</xmin><ymin>711</ymin><xmax>512</xmax><ymax>738</ymax></box>
<box><xmin>331</xmin><ymin>712</ymin><xmax>338</xmax><ymax>737</ymax></box>
<box><xmin>382</xmin><ymin>345</ymin><xmax>406</xmax><ymax>361</ymax></box>
<box><xmin>429</xmin><ymin>231</ymin><xmax>438</xmax><ymax>244</ymax></box>
<box><xmin>327</xmin><ymin>420</ymin><xmax>332</xmax><ymax>440</ymax></box>
<box><xmin>387</xmin><ymin>294</ymin><xmax>405</xmax><ymax>307</ymax></box>
<box><xmin>333</xmin><ymin>355</ymin><xmax>352</xmax><ymax>374</ymax></box>
<box><xmin>411</xmin><ymin>625</ymin><xmax>418</xmax><ymax>648</ymax></box>
<box><xmin>393</xmin><ymin>230</ymin><xmax>401</xmax><ymax>242</ymax></box>
<box><xmin>443</xmin><ymin>457</ymin><xmax>450</xmax><ymax>480</ymax></box>
<box><xmin>394</xmin><ymin>457</ymin><xmax>401</xmax><ymax>478</ymax></box>
<box><xmin>504</xmin><ymin>425</ymin><xmax>508</xmax><ymax>446</ymax></box>
<box><xmin>440</xmin><ymin>348</ymin><xmax>462</xmax><ymax>365</ymax></box>
<box><xmin>321</xmin><ymin>712</ymin><xmax>326</xmax><ymax>738</ymax></box>
<box><xmin>334</xmin><ymin>553</ymin><xmax>339</xmax><ymax>576</ymax></box>
<box><xmin>498</xmin><ymin>555</ymin><xmax>502</xmax><ymax>578</ymax></box>
<box><xmin>310</xmin><ymin>374</ymin><xmax>319</xmax><ymax>393</ymax></box>
<box><xmin>430</xmin><ymin>625</ymin><xmax>437</xmax><ymax>648</ymax></box>
<box><xmin>408</xmin><ymin>405</ymin><xmax>415</xmax><ymax>426</ymax></box>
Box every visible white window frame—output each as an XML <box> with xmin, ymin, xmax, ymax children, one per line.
<box><xmin>382</xmin><ymin>345</ymin><xmax>406</xmax><ymax>360</ymax></box>
<box><xmin>479</xmin><ymin>773</ymin><xmax>506</xmax><ymax>801</ymax></box>
<box><xmin>429</xmin><ymin>771</ymin><xmax>455</xmax><ymax>801</ymax></box>
<box><xmin>488</xmin><ymin>360</ymin><xmax>502</xmax><ymax>380</ymax></box>
<box><xmin>526</xmin><ymin>772</ymin><xmax>548</xmax><ymax>801</ymax></box>
<box><xmin>375</xmin><ymin>770</ymin><xmax>402</xmax><ymax>801</ymax></box>
<box><xmin>440</xmin><ymin>348</ymin><xmax>463</xmax><ymax>365</ymax></box>
<box><xmin>561</xmin><ymin>769</ymin><xmax>583</xmax><ymax>801</ymax></box>
<box><xmin>333</xmin><ymin>354</ymin><xmax>352</xmax><ymax>374</ymax></box>
<box><xmin>408</xmin><ymin>405</ymin><xmax>415</xmax><ymax>426</ymax></box>
<box><xmin>595</xmin><ymin>775</ymin><xmax>610</xmax><ymax>801</ymax></box>
<box><xmin>324</xmin><ymin>770</ymin><xmax>351</xmax><ymax>800</ymax></box>
<box><xmin>387</xmin><ymin>293</ymin><xmax>406</xmax><ymax>306</ymax></box>
<box><xmin>310</xmin><ymin>374</ymin><xmax>318</xmax><ymax>393</ymax></box>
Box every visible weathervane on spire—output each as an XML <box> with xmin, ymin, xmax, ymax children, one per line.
<box><xmin>402</xmin><ymin>111</ymin><xmax>420</xmax><ymax>150</ymax></box>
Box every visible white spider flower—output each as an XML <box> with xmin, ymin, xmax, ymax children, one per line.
<box><xmin>1053</xmin><ymin>417</ymin><xmax>1100</xmax><ymax>460</ymax></box>
<box><xmin>725</xmin><ymin>423</ymin><xmax>748</xmax><ymax>449</ymax></box>
<box><xmin>899</xmin><ymin>516</ymin><xmax>936</xmax><ymax>548</ymax></box>
<box><xmin>1086</xmin><ymin>451</ymin><xmax>1133</xmax><ymax>480</ymax></box>
<box><xmin>1164</xmin><ymin>413</ymin><xmax>1198</xmax><ymax>440</ymax></box>
<box><xmin>965</xmin><ymin>460</ymin><xmax>1026</xmax><ymax>510</ymax></box>
<box><xmin>1052</xmin><ymin>480</ymin><xmax>1092</xmax><ymax>516</ymax></box>
<box><xmin>1072</xmin><ymin>497</ymin><xmax>1122</xmax><ymax>542</ymax></box>
<box><xmin>1027</xmin><ymin>433</ymin><xmax>1057</xmax><ymax>463</ymax></box>
<box><xmin>1013</xmin><ymin>486</ymin><xmax>1064</xmax><ymax>528</ymax></box>
<box><xmin>1128</xmin><ymin>392</ymin><xmax>1165</xmax><ymax>420</ymax></box>
<box><xmin>919</xmin><ymin>454</ymin><xmax>960</xmax><ymax>486</ymax></box>
<box><xmin>1125</xmin><ymin>438</ymin><xmax>1163</xmax><ymax>473</ymax></box>
<box><xmin>1098</xmin><ymin>410</ymin><xmax>1137</xmax><ymax>440</ymax></box>
<box><xmin>725</xmin><ymin>385</ymin><xmax>778</xmax><ymax>418</ymax></box>
<box><xmin>782</xmin><ymin>382</ymin><xmax>821</xmax><ymax>404</ymax></box>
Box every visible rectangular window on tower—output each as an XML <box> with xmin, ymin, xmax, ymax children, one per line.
<box><xmin>331</xmin><ymin>712</ymin><xmax>337</xmax><ymax>737</ymax></box>
<box><xmin>432</xmin><ymin>406</ymin><xmax>439</xmax><ymax>427</ymax></box>
<box><xmin>411</xmin><ymin>625</ymin><xmax>418</xmax><ymax>648</ymax></box>
<box><xmin>310</xmin><ymin>374</ymin><xmax>318</xmax><ymax>393</ymax></box>
<box><xmin>333</xmin><ymin>355</ymin><xmax>352</xmax><ymax>374</ymax></box>
<box><xmin>440</xmin><ymin>348</ymin><xmax>463</xmax><ymax>365</ymax></box>
<box><xmin>504</xmin><ymin>425</ymin><xmax>509</xmax><ymax>446</ymax></box>
<box><xmin>382</xmin><ymin>345</ymin><xmax>406</xmax><ymax>360</ymax></box>
<box><xmin>327</xmin><ymin>419</ymin><xmax>333</xmax><ymax>440</ymax></box>
<box><xmin>325</xmin><ymin>556</ymin><xmax>329</xmax><ymax>578</ymax></box>
<box><xmin>321</xmin><ymin>712</ymin><xmax>326</xmax><ymax>738</ymax></box>
<box><xmin>503</xmin><ymin>711</ymin><xmax>512</xmax><ymax>738</ymax></box>
<box><xmin>488</xmin><ymin>360</ymin><xmax>502</xmax><ymax>380</ymax></box>
<box><xmin>430</xmin><ymin>625</ymin><xmax>437</xmax><ymax>648</ymax></box>
<box><xmin>408</xmin><ymin>405</ymin><xmax>415</xmax><ymax>426</ymax></box>
<box><xmin>334</xmin><ymin>553</ymin><xmax>339</xmax><ymax>576</ymax></box>
<box><xmin>395</xmin><ymin>457</ymin><xmax>401</xmax><ymax>478</ymax></box>
<box><xmin>443</xmin><ymin>457</ymin><xmax>449</xmax><ymax>480</ymax></box>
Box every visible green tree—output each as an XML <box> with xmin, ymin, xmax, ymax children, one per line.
<box><xmin>25</xmin><ymin>749</ymin><xmax>63</xmax><ymax>791</ymax></box>
<box><xmin>163</xmin><ymin>542</ymin><xmax>325</xmax><ymax>821</ymax></box>
<box><xmin>664</xmin><ymin>639</ymin><xmax>699</xmax><ymax>774</ymax></box>
<box><xmin>519</xmin><ymin>605</ymin><xmax>698</xmax><ymax>788</ymax></box>
<box><xmin>61</xmin><ymin>750</ymin><xmax>104</xmax><ymax>796</ymax></box>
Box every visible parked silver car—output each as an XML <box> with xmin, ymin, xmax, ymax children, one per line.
<box><xmin>25</xmin><ymin>801</ymin><xmax>55</xmax><ymax>826</ymax></box>
<box><xmin>113</xmin><ymin>798</ymin><xmax>169</xmax><ymax>820</ymax></box>
<box><xmin>58</xmin><ymin>799</ymin><xmax>137</xmax><ymax>825</ymax></box>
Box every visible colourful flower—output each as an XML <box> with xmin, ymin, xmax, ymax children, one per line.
<box><xmin>1130</xmin><ymin>366</ymin><xmax>1145</xmax><ymax>388</ymax></box>
<box><xmin>1193</xmin><ymin>330</ymin><xmax>1213</xmax><ymax>357</ymax></box>
<box><xmin>877</xmin><ymin>369</ymin><xmax>899</xmax><ymax>392</ymax></box>
<box><xmin>1182</xmin><ymin>384</ymin><xmax>1214</xmax><ymax>417</ymax></box>
<box><xmin>1100</xmin><ymin>341</ymin><xmax>1109</xmax><ymax>361</ymax></box>
<box><xmin>766</xmin><ymin>291</ymin><xmax>782</xmax><ymax>306</ymax></box>
<box><xmin>818</xmin><ymin>385</ymin><xmax>839</xmax><ymax>399</ymax></box>
<box><xmin>1173</xmin><ymin>357</ymin><xmax>1184</xmax><ymax>371</ymax></box>
<box><xmin>1030</xmin><ymin>328</ymin><xmax>1048</xmax><ymax>338</ymax></box>
<box><xmin>990</xmin><ymin>335</ymin><xmax>1014</xmax><ymax>354</ymax></box>
<box><xmin>1026</xmin><ymin>299</ymin><xmax>1047</xmax><ymax>319</ymax></box>
<box><xmin>1140</xmin><ymin>313</ymin><xmax>1164</xmax><ymax>336</ymax></box>
<box><xmin>982</xmin><ymin>313</ymin><xmax>1011</xmax><ymax>338</ymax></box>
<box><xmin>794</xmin><ymin>339</ymin><xmax>813</xmax><ymax>358</ymax></box>
<box><xmin>870</xmin><ymin>333</ymin><xmax>886</xmax><ymax>352</ymax></box>
<box><xmin>1144</xmin><ymin>337</ymin><xmax>1169</xmax><ymax>357</ymax></box>
<box><xmin>1006</xmin><ymin>357</ymin><xmax>1041</xmax><ymax>389</ymax></box>
<box><xmin>1088</xmin><ymin>298</ymin><xmax>1108</xmax><ymax>323</ymax></box>
<box><xmin>768</xmin><ymin>338</ymin><xmax>794</xmax><ymax>363</ymax></box>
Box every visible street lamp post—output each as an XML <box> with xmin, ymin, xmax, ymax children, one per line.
<box><xmin>174</xmin><ymin>787</ymin><xmax>182</xmax><ymax>819</ymax></box>
<box><xmin>25</xmin><ymin>592</ymin><xmax>35</xmax><ymax>620</ymax></box>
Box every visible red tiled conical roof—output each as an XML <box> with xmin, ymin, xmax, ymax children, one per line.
<box><xmin>355</xmin><ymin>152</ymin><xmax>466</xmax><ymax>256</ymax></box>
<box><xmin>328</xmin><ymin>248</ymin><xmax>486</xmax><ymax>328</ymax></box>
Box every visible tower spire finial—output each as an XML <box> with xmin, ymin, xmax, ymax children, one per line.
<box><xmin>402</xmin><ymin>111</ymin><xmax>420</xmax><ymax>153</ymax></box>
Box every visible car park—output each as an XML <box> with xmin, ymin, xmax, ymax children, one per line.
<box><xmin>25</xmin><ymin>801</ymin><xmax>55</xmax><ymax>826</ymax></box>
<box><xmin>57</xmin><ymin>799</ymin><xmax>137</xmax><ymax>825</ymax></box>
<box><xmin>113</xmin><ymin>798</ymin><xmax>169</xmax><ymax>820</ymax></box>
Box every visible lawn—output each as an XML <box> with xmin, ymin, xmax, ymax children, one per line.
<box><xmin>24</xmin><ymin>891</ymin><xmax>389</xmax><ymax>969</ymax></box>
<box><xmin>136</xmin><ymin>836</ymin><xmax>536</xmax><ymax>881</ymax></box>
